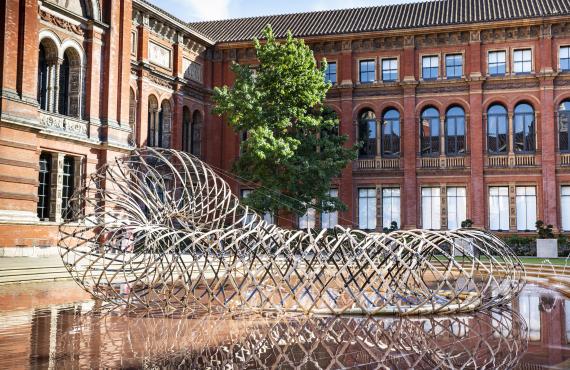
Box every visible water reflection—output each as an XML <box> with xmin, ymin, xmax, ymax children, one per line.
<box><xmin>0</xmin><ymin>283</ymin><xmax>569</xmax><ymax>369</ymax></box>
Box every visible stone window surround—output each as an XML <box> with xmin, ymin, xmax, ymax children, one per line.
<box><xmin>38</xmin><ymin>31</ymin><xmax>86</xmax><ymax>120</ymax></box>
<box><xmin>37</xmin><ymin>151</ymin><xmax>84</xmax><ymax>224</ymax></box>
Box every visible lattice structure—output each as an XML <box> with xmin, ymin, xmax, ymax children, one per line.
<box><xmin>59</xmin><ymin>148</ymin><xmax>525</xmax><ymax>315</ymax></box>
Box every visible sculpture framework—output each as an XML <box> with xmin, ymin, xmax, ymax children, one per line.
<box><xmin>59</xmin><ymin>148</ymin><xmax>525</xmax><ymax>315</ymax></box>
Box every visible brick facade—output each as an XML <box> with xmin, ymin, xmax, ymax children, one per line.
<box><xmin>2</xmin><ymin>0</ymin><xmax>570</xmax><ymax>249</ymax></box>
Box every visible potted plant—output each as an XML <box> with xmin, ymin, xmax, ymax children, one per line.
<box><xmin>535</xmin><ymin>220</ymin><xmax>557</xmax><ymax>258</ymax></box>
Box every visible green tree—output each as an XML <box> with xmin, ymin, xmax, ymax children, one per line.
<box><xmin>213</xmin><ymin>25</ymin><xmax>357</xmax><ymax>220</ymax></box>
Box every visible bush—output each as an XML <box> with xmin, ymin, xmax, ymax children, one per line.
<box><xmin>501</xmin><ymin>235</ymin><xmax>536</xmax><ymax>256</ymax></box>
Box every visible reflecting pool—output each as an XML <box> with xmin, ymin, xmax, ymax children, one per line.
<box><xmin>0</xmin><ymin>282</ymin><xmax>569</xmax><ymax>369</ymax></box>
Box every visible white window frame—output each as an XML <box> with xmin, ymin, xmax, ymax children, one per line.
<box><xmin>421</xmin><ymin>187</ymin><xmax>441</xmax><ymax>230</ymax></box>
<box><xmin>321</xmin><ymin>189</ymin><xmax>339</xmax><ymax>229</ymax></box>
<box><xmin>515</xmin><ymin>186</ymin><xmax>537</xmax><ymax>231</ymax></box>
<box><xmin>382</xmin><ymin>188</ymin><xmax>400</xmax><ymax>229</ymax></box>
<box><xmin>447</xmin><ymin>187</ymin><xmax>467</xmax><ymax>230</ymax></box>
<box><xmin>512</xmin><ymin>48</ymin><xmax>532</xmax><ymax>74</ymax></box>
<box><xmin>488</xmin><ymin>50</ymin><xmax>507</xmax><ymax>76</ymax></box>
<box><xmin>421</xmin><ymin>55</ymin><xmax>439</xmax><ymax>80</ymax></box>
<box><xmin>381</xmin><ymin>58</ymin><xmax>398</xmax><ymax>82</ymax></box>
<box><xmin>562</xmin><ymin>186</ymin><xmax>570</xmax><ymax>231</ymax></box>
<box><xmin>358</xmin><ymin>188</ymin><xmax>377</xmax><ymax>230</ymax></box>
<box><xmin>489</xmin><ymin>186</ymin><xmax>510</xmax><ymax>231</ymax></box>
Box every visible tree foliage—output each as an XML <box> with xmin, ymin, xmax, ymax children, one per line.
<box><xmin>212</xmin><ymin>25</ymin><xmax>357</xmax><ymax>218</ymax></box>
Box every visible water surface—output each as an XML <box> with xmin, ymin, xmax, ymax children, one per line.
<box><xmin>0</xmin><ymin>282</ymin><xmax>569</xmax><ymax>369</ymax></box>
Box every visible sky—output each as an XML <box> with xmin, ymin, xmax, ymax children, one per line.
<box><xmin>148</xmin><ymin>0</ymin><xmax>419</xmax><ymax>22</ymax></box>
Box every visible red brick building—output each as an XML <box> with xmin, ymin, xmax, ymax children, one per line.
<box><xmin>2</xmin><ymin>0</ymin><xmax>570</xmax><ymax>252</ymax></box>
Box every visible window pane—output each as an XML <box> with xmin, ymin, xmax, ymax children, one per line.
<box><xmin>447</xmin><ymin>187</ymin><xmax>467</xmax><ymax>229</ymax></box>
<box><xmin>299</xmin><ymin>208</ymin><xmax>316</xmax><ymax>229</ymax></box>
<box><xmin>422</xmin><ymin>187</ymin><xmax>441</xmax><ymax>229</ymax></box>
<box><xmin>359</xmin><ymin>188</ymin><xmax>376</xmax><ymax>230</ymax></box>
<box><xmin>382</xmin><ymin>188</ymin><xmax>400</xmax><ymax>229</ymax></box>
<box><xmin>563</xmin><ymin>186</ymin><xmax>570</xmax><ymax>231</ymax></box>
<box><xmin>489</xmin><ymin>186</ymin><xmax>509</xmax><ymax>230</ymax></box>
<box><xmin>516</xmin><ymin>186</ymin><xmax>536</xmax><ymax>231</ymax></box>
<box><xmin>321</xmin><ymin>189</ymin><xmax>338</xmax><ymax>229</ymax></box>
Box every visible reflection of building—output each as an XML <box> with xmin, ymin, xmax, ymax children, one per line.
<box><xmin>5</xmin><ymin>1</ymin><xmax>570</xmax><ymax>250</ymax></box>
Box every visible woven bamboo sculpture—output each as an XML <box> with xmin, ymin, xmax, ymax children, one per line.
<box><xmin>59</xmin><ymin>148</ymin><xmax>525</xmax><ymax>315</ymax></box>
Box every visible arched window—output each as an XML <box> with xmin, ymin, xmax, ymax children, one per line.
<box><xmin>560</xmin><ymin>100</ymin><xmax>570</xmax><ymax>152</ymax></box>
<box><xmin>38</xmin><ymin>37</ymin><xmax>59</xmax><ymax>112</ymax></box>
<box><xmin>358</xmin><ymin>110</ymin><xmax>377</xmax><ymax>158</ymax></box>
<box><xmin>128</xmin><ymin>88</ymin><xmax>136</xmax><ymax>146</ymax></box>
<box><xmin>445</xmin><ymin>106</ymin><xmax>466</xmax><ymax>155</ymax></box>
<box><xmin>147</xmin><ymin>96</ymin><xmax>159</xmax><ymax>147</ymax></box>
<box><xmin>38</xmin><ymin>44</ymin><xmax>49</xmax><ymax>110</ymax></box>
<box><xmin>58</xmin><ymin>52</ymin><xmax>70</xmax><ymax>115</ymax></box>
<box><xmin>191</xmin><ymin>110</ymin><xmax>202</xmax><ymax>156</ymax></box>
<box><xmin>182</xmin><ymin>107</ymin><xmax>191</xmax><ymax>153</ymax></box>
<box><xmin>160</xmin><ymin>100</ymin><xmax>172</xmax><ymax>148</ymax></box>
<box><xmin>513</xmin><ymin>103</ymin><xmax>535</xmax><ymax>153</ymax></box>
<box><xmin>487</xmin><ymin>104</ymin><xmax>508</xmax><ymax>154</ymax></box>
<box><xmin>420</xmin><ymin>107</ymin><xmax>440</xmax><ymax>156</ymax></box>
<box><xmin>58</xmin><ymin>48</ymin><xmax>83</xmax><ymax>118</ymax></box>
<box><xmin>381</xmin><ymin>109</ymin><xmax>400</xmax><ymax>157</ymax></box>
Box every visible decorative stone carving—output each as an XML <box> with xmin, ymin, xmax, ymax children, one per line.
<box><xmin>39</xmin><ymin>9</ymin><xmax>83</xmax><ymax>35</ymax></box>
<box><xmin>404</xmin><ymin>35</ymin><xmax>414</xmax><ymax>48</ymax></box>
<box><xmin>148</xmin><ymin>41</ymin><xmax>171</xmax><ymax>68</ymax></box>
<box><xmin>39</xmin><ymin>111</ymin><xmax>88</xmax><ymax>137</ymax></box>
<box><xmin>148</xmin><ymin>74</ymin><xmax>173</xmax><ymax>89</ymax></box>
<box><xmin>481</xmin><ymin>26</ymin><xmax>540</xmax><ymax>43</ymax></box>
<box><xmin>470</xmin><ymin>30</ymin><xmax>480</xmax><ymax>42</ymax></box>
<box><xmin>183</xmin><ymin>58</ymin><xmax>203</xmax><ymax>84</ymax></box>
<box><xmin>341</xmin><ymin>40</ymin><xmax>352</xmax><ymax>51</ymax></box>
<box><xmin>147</xmin><ymin>17</ymin><xmax>176</xmax><ymax>42</ymax></box>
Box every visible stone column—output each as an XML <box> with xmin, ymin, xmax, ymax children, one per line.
<box><xmin>49</xmin><ymin>153</ymin><xmax>65</xmax><ymax>223</ymax></box>
<box><xmin>508</xmin><ymin>112</ymin><xmax>515</xmax><ymax>167</ymax></box>
<box><xmin>439</xmin><ymin>114</ymin><xmax>446</xmax><ymax>167</ymax></box>
<box><xmin>52</xmin><ymin>59</ymin><xmax>63</xmax><ymax>114</ymax></box>
<box><xmin>509</xmin><ymin>183</ymin><xmax>517</xmax><ymax>232</ymax></box>
<box><xmin>440</xmin><ymin>184</ymin><xmax>447</xmax><ymax>230</ymax></box>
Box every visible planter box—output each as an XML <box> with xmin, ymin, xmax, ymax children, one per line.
<box><xmin>536</xmin><ymin>239</ymin><xmax>558</xmax><ymax>258</ymax></box>
<box><xmin>453</xmin><ymin>237</ymin><xmax>478</xmax><ymax>258</ymax></box>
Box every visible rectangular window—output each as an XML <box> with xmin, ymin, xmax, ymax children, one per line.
<box><xmin>299</xmin><ymin>208</ymin><xmax>316</xmax><ymax>229</ymax></box>
<box><xmin>359</xmin><ymin>60</ymin><xmax>375</xmax><ymax>83</ymax></box>
<box><xmin>325</xmin><ymin>62</ymin><xmax>337</xmax><ymax>84</ymax></box>
<box><xmin>321</xmin><ymin>189</ymin><xmax>339</xmax><ymax>229</ymax></box>
<box><xmin>447</xmin><ymin>187</ymin><xmax>467</xmax><ymax>230</ymax></box>
<box><xmin>561</xmin><ymin>46</ymin><xmax>570</xmax><ymax>72</ymax></box>
<box><xmin>489</xmin><ymin>187</ymin><xmax>509</xmax><ymax>231</ymax></box>
<box><xmin>488</xmin><ymin>51</ymin><xmax>506</xmax><ymax>76</ymax></box>
<box><xmin>516</xmin><ymin>186</ymin><xmax>537</xmax><ymax>231</ymax></box>
<box><xmin>562</xmin><ymin>187</ymin><xmax>570</xmax><ymax>231</ymax></box>
<box><xmin>382</xmin><ymin>188</ymin><xmax>400</xmax><ymax>229</ymax></box>
<box><xmin>445</xmin><ymin>54</ymin><xmax>463</xmax><ymax>79</ymax></box>
<box><xmin>381</xmin><ymin>58</ymin><xmax>398</xmax><ymax>82</ymax></box>
<box><xmin>37</xmin><ymin>153</ymin><xmax>51</xmax><ymax>221</ymax></box>
<box><xmin>61</xmin><ymin>156</ymin><xmax>75</xmax><ymax>221</ymax></box>
<box><xmin>422</xmin><ymin>55</ymin><xmax>439</xmax><ymax>80</ymax></box>
<box><xmin>513</xmin><ymin>49</ymin><xmax>532</xmax><ymax>74</ymax></box>
<box><xmin>422</xmin><ymin>187</ymin><xmax>441</xmax><ymax>229</ymax></box>
<box><xmin>520</xmin><ymin>295</ymin><xmax>541</xmax><ymax>342</ymax></box>
<box><xmin>358</xmin><ymin>188</ymin><xmax>376</xmax><ymax>230</ymax></box>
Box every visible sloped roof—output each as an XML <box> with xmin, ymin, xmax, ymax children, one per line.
<box><xmin>187</xmin><ymin>0</ymin><xmax>570</xmax><ymax>43</ymax></box>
